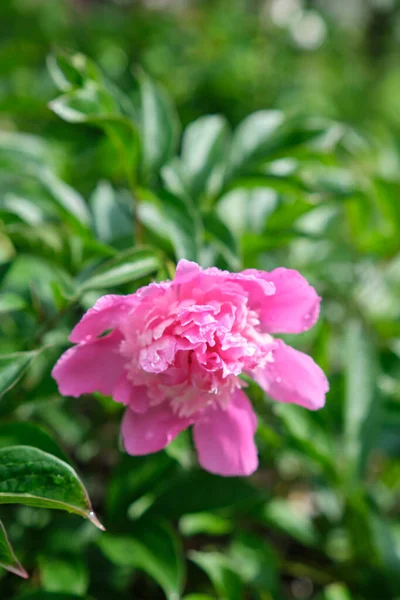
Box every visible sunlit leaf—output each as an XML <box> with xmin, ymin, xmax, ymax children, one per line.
<box><xmin>262</xmin><ymin>499</ymin><xmax>318</xmax><ymax>547</ymax></box>
<box><xmin>138</xmin><ymin>190</ymin><xmax>201</xmax><ymax>261</ymax></box>
<box><xmin>139</xmin><ymin>72</ymin><xmax>180</xmax><ymax>180</ymax></box>
<box><xmin>0</xmin><ymin>292</ymin><xmax>27</xmax><ymax>314</ymax></box>
<box><xmin>229</xmin><ymin>110</ymin><xmax>284</xmax><ymax>173</ymax></box>
<box><xmin>89</xmin><ymin>181</ymin><xmax>132</xmax><ymax>243</ymax></box>
<box><xmin>77</xmin><ymin>248</ymin><xmax>161</xmax><ymax>292</ymax></box>
<box><xmin>47</xmin><ymin>52</ymin><xmax>101</xmax><ymax>92</ymax></box>
<box><xmin>181</xmin><ymin>115</ymin><xmax>230</xmax><ymax>200</ymax></box>
<box><xmin>39</xmin><ymin>555</ymin><xmax>89</xmax><ymax>595</ymax></box>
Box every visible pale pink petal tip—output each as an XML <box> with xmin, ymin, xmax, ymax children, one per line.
<box><xmin>254</xmin><ymin>340</ymin><xmax>329</xmax><ymax>411</ymax></box>
<box><xmin>244</xmin><ymin>267</ymin><xmax>321</xmax><ymax>334</ymax></box>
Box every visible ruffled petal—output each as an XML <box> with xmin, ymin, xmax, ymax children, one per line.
<box><xmin>69</xmin><ymin>294</ymin><xmax>137</xmax><ymax>343</ymax></box>
<box><xmin>193</xmin><ymin>389</ymin><xmax>258</xmax><ymax>476</ymax></box>
<box><xmin>253</xmin><ymin>339</ymin><xmax>328</xmax><ymax>410</ymax></box>
<box><xmin>52</xmin><ymin>331</ymin><xmax>125</xmax><ymax>397</ymax></box>
<box><xmin>243</xmin><ymin>267</ymin><xmax>320</xmax><ymax>334</ymax></box>
<box><xmin>121</xmin><ymin>404</ymin><xmax>191</xmax><ymax>455</ymax></box>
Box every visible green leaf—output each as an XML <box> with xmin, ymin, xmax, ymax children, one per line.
<box><xmin>183</xmin><ymin>596</ymin><xmax>215</xmax><ymax>600</ymax></box>
<box><xmin>180</xmin><ymin>513</ymin><xmax>233</xmax><ymax>537</ymax></box>
<box><xmin>0</xmin><ymin>351</ymin><xmax>38</xmax><ymax>399</ymax></box>
<box><xmin>89</xmin><ymin>181</ymin><xmax>132</xmax><ymax>243</ymax></box>
<box><xmin>0</xmin><ymin>446</ymin><xmax>104</xmax><ymax>529</ymax></box>
<box><xmin>47</xmin><ymin>52</ymin><xmax>101</xmax><ymax>92</ymax></box>
<box><xmin>39</xmin><ymin>555</ymin><xmax>89</xmax><ymax>595</ymax></box>
<box><xmin>229</xmin><ymin>532</ymin><xmax>278</xmax><ymax>594</ymax></box>
<box><xmin>38</xmin><ymin>168</ymin><xmax>91</xmax><ymax>229</ymax></box>
<box><xmin>139</xmin><ymin>72</ymin><xmax>180</xmax><ymax>179</ymax></box>
<box><xmin>370</xmin><ymin>515</ymin><xmax>400</xmax><ymax>594</ymax></box>
<box><xmin>181</xmin><ymin>115</ymin><xmax>230</xmax><ymax>199</ymax></box>
<box><xmin>0</xmin><ymin>292</ymin><xmax>27</xmax><ymax>314</ymax></box>
<box><xmin>77</xmin><ymin>248</ymin><xmax>161</xmax><ymax>292</ymax></box>
<box><xmin>106</xmin><ymin>453</ymin><xmax>176</xmax><ymax>525</ymax></box>
<box><xmin>98</xmin><ymin>519</ymin><xmax>185</xmax><ymax>600</ymax></box>
<box><xmin>15</xmin><ymin>593</ymin><xmax>89</xmax><ymax>600</ymax></box>
<box><xmin>50</xmin><ymin>86</ymin><xmax>139</xmax><ymax>175</ymax></box>
<box><xmin>189</xmin><ymin>551</ymin><xmax>243</xmax><ymax>600</ymax></box>
<box><xmin>49</xmin><ymin>85</ymin><xmax>117</xmax><ymax>124</ymax></box>
<box><xmin>344</xmin><ymin>320</ymin><xmax>380</xmax><ymax>479</ymax></box>
<box><xmin>262</xmin><ymin>499</ymin><xmax>318</xmax><ymax>547</ymax></box>
<box><xmin>149</xmin><ymin>470</ymin><xmax>262</xmax><ymax>518</ymax></box>
<box><xmin>276</xmin><ymin>404</ymin><xmax>336</xmax><ymax>478</ymax></box>
<box><xmin>216</xmin><ymin>186</ymin><xmax>278</xmax><ymax>236</ymax></box>
<box><xmin>229</xmin><ymin>110</ymin><xmax>284</xmax><ymax>173</ymax></box>
<box><xmin>0</xmin><ymin>422</ymin><xmax>70</xmax><ymax>463</ymax></box>
<box><xmin>138</xmin><ymin>190</ymin><xmax>201</xmax><ymax>261</ymax></box>
<box><xmin>0</xmin><ymin>519</ymin><xmax>28</xmax><ymax>579</ymax></box>
<box><xmin>321</xmin><ymin>583</ymin><xmax>354</xmax><ymax>600</ymax></box>
<box><xmin>203</xmin><ymin>212</ymin><xmax>240</xmax><ymax>269</ymax></box>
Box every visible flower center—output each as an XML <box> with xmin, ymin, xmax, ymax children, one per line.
<box><xmin>119</xmin><ymin>290</ymin><xmax>274</xmax><ymax>417</ymax></box>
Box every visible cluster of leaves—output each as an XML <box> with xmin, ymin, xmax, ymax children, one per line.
<box><xmin>0</xmin><ymin>47</ymin><xmax>399</xmax><ymax>600</ymax></box>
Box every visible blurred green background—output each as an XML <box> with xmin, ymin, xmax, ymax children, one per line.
<box><xmin>0</xmin><ymin>0</ymin><xmax>400</xmax><ymax>599</ymax></box>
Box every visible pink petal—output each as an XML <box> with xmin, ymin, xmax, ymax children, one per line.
<box><xmin>243</xmin><ymin>267</ymin><xmax>320</xmax><ymax>334</ymax></box>
<box><xmin>69</xmin><ymin>294</ymin><xmax>137</xmax><ymax>343</ymax></box>
<box><xmin>121</xmin><ymin>404</ymin><xmax>191</xmax><ymax>455</ymax></box>
<box><xmin>174</xmin><ymin>259</ymin><xmax>202</xmax><ymax>284</ymax></box>
<box><xmin>113</xmin><ymin>375</ymin><xmax>149</xmax><ymax>413</ymax></box>
<box><xmin>253</xmin><ymin>339</ymin><xmax>328</xmax><ymax>410</ymax></box>
<box><xmin>193</xmin><ymin>390</ymin><xmax>258</xmax><ymax>476</ymax></box>
<box><xmin>52</xmin><ymin>331</ymin><xmax>125</xmax><ymax>397</ymax></box>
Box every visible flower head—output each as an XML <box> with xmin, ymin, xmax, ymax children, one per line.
<box><xmin>52</xmin><ymin>260</ymin><xmax>328</xmax><ymax>476</ymax></box>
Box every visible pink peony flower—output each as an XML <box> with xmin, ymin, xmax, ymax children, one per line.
<box><xmin>52</xmin><ymin>260</ymin><xmax>328</xmax><ymax>476</ymax></box>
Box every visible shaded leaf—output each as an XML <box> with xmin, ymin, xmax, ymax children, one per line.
<box><xmin>0</xmin><ymin>422</ymin><xmax>70</xmax><ymax>463</ymax></box>
<box><xmin>344</xmin><ymin>320</ymin><xmax>380</xmax><ymax>479</ymax></box>
<box><xmin>203</xmin><ymin>212</ymin><xmax>240</xmax><ymax>269</ymax></box>
<box><xmin>149</xmin><ymin>470</ymin><xmax>262</xmax><ymax>518</ymax></box>
<box><xmin>98</xmin><ymin>518</ymin><xmax>185</xmax><ymax>600</ymax></box>
<box><xmin>189</xmin><ymin>551</ymin><xmax>243</xmax><ymax>600</ymax></box>
<box><xmin>0</xmin><ymin>519</ymin><xmax>28</xmax><ymax>579</ymax></box>
<box><xmin>15</xmin><ymin>593</ymin><xmax>90</xmax><ymax>600</ymax></box>
<box><xmin>0</xmin><ymin>351</ymin><xmax>38</xmax><ymax>399</ymax></box>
